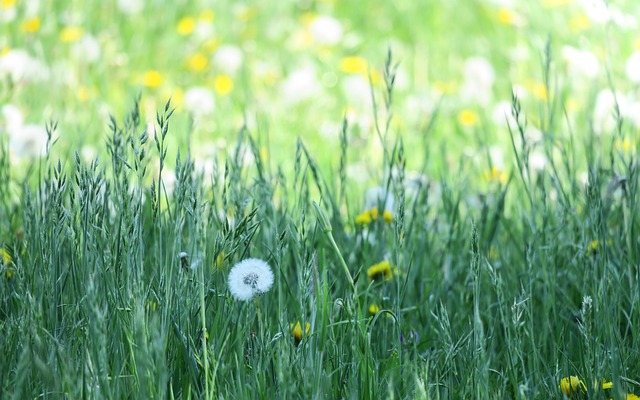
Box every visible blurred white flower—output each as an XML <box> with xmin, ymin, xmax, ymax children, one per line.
<box><xmin>0</xmin><ymin>3</ymin><xmax>17</xmax><ymax>23</ymax></box>
<box><xmin>72</xmin><ymin>34</ymin><xmax>101</xmax><ymax>64</ymax></box>
<box><xmin>528</xmin><ymin>151</ymin><xmax>547</xmax><ymax>173</ymax></box>
<box><xmin>1</xmin><ymin>104</ymin><xmax>48</xmax><ymax>158</ymax></box>
<box><xmin>365</xmin><ymin>186</ymin><xmax>395</xmax><ymax>213</ymax></box>
<box><xmin>579</xmin><ymin>0</ymin><xmax>636</xmax><ymax>28</ymax></box>
<box><xmin>625</xmin><ymin>52</ymin><xmax>640</xmax><ymax>83</ymax></box>
<box><xmin>562</xmin><ymin>46</ymin><xmax>599</xmax><ymax>79</ymax></box>
<box><xmin>0</xmin><ymin>49</ymin><xmax>49</xmax><ymax>84</ymax></box>
<box><xmin>342</xmin><ymin>74</ymin><xmax>372</xmax><ymax>108</ymax></box>
<box><xmin>492</xmin><ymin>101</ymin><xmax>517</xmax><ymax>127</ymax></box>
<box><xmin>184</xmin><ymin>87</ymin><xmax>215</xmax><ymax>117</ymax></box>
<box><xmin>213</xmin><ymin>45</ymin><xmax>243</xmax><ymax>75</ymax></box>
<box><xmin>117</xmin><ymin>0</ymin><xmax>143</xmax><ymax>14</ymax></box>
<box><xmin>460</xmin><ymin>57</ymin><xmax>495</xmax><ymax>105</ymax></box>
<box><xmin>593</xmin><ymin>89</ymin><xmax>626</xmax><ymax>134</ymax></box>
<box><xmin>228</xmin><ymin>258</ymin><xmax>274</xmax><ymax>301</ymax></box>
<box><xmin>309</xmin><ymin>15</ymin><xmax>343</xmax><ymax>45</ymax></box>
<box><xmin>280</xmin><ymin>66</ymin><xmax>321</xmax><ymax>104</ymax></box>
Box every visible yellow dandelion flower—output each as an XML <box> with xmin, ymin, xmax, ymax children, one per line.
<box><xmin>20</xmin><ymin>17</ymin><xmax>41</xmax><ymax>33</ymax></box>
<box><xmin>600</xmin><ymin>380</ymin><xmax>613</xmax><ymax>390</ymax></box>
<box><xmin>483</xmin><ymin>166</ymin><xmax>508</xmax><ymax>184</ymax></box>
<box><xmin>176</xmin><ymin>17</ymin><xmax>196</xmax><ymax>36</ymax></box>
<box><xmin>614</xmin><ymin>137</ymin><xmax>633</xmax><ymax>153</ymax></box>
<box><xmin>367</xmin><ymin>260</ymin><xmax>393</xmax><ymax>282</ymax></box>
<box><xmin>186</xmin><ymin>52</ymin><xmax>208</xmax><ymax>72</ymax></box>
<box><xmin>77</xmin><ymin>86</ymin><xmax>91</xmax><ymax>101</ymax></box>
<box><xmin>628</xmin><ymin>394</ymin><xmax>640</xmax><ymax>400</ymax></box>
<box><xmin>559</xmin><ymin>376</ymin><xmax>586</xmax><ymax>396</ymax></box>
<box><xmin>355</xmin><ymin>210</ymin><xmax>373</xmax><ymax>225</ymax></box>
<box><xmin>586</xmin><ymin>240</ymin><xmax>599</xmax><ymax>256</ymax></box>
<box><xmin>340</xmin><ymin>56</ymin><xmax>368</xmax><ymax>75</ymax></box>
<box><xmin>368</xmin><ymin>304</ymin><xmax>380</xmax><ymax>316</ymax></box>
<box><xmin>214</xmin><ymin>75</ymin><xmax>233</xmax><ymax>95</ymax></box>
<box><xmin>433</xmin><ymin>81</ymin><xmax>457</xmax><ymax>95</ymax></box>
<box><xmin>458</xmin><ymin>110</ymin><xmax>479</xmax><ymax>127</ymax></box>
<box><xmin>290</xmin><ymin>321</ymin><xmax>310</xmax><ymax>344</ymax></box>
<box><xmin>142</xmin><ymin>70</ymin><xmax>164</xmax><ymax>88</ymax></box>
<box><xmin>1</xmin><ymin>47</ymin><xmax>10</xmax><ymax>56</ymax></box>
<box><xmin>2</xmin><ymin>0</ymin><xmax>17</xmax><ymax>8</ymax></box>
<box><xmin>59</xmin><ymin>26</ymin><xmax>84</xmax><ymax>43</ymax></box>
<box><xmin>1</xmin><ymin>248</ymin><xmax>11</xmax><ymax>265</ymax></box>
<box><xmin>532</xmin><ymin>82</ymin><xmax>548</xmax><ymax>101</ymax></box>
<box><xmin>199</xmin><ymin>9</ymin><xmax>215</xmax><ymax>22</ymax></box>
<box><xmin>382</xmin><ymin>210</ymin><xmax>393</xmax><ymax>223</ymax></box>
<box><xmin>496</xmin><ymin>8</ymin><xmax>515</xmax><ymax>25</ymax></box>
<box><xmin>569</xmin><ymin>14</ymin><xmax>590</xmax><ymax>33</ymax></box>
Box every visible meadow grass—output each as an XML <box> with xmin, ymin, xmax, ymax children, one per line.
<box><xmin>1</xmin><ymin>46</ymin><xmax>640</xmax><ymax>399</ymax></box>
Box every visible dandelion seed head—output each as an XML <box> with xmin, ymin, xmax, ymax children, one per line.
<box><xmin>228</xmin><ymin>258</ymin><xmax>274</xmax><ymax>301</ymax></box>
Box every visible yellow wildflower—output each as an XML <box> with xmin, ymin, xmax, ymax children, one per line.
<box><xmin>214</xmin><ymin>75</ymin><xmax>233</xmax><ymax>95</ymax></box>
<box><xmin>20</xmin><ymin>17</ymin><xmax>41</xmax><ymax>33</ymax></box>
<box><xmin>367</xmin><ymin>260</ymin><xmax>393</xmax><ymax>282</ymax></box>
<box><xmin>290</xmin><ymin>321</ymin><xmax>310</xmax><ymax>345</ymax></box>
<box><xmin>176</xmin><ymin>17</ymin><xmax>196</xmax><ymax>36</ymax></box>
<box><xmin>355</xmin><ymin>208</ymin><xmax>393</xmax><ymax>225</ymax></box>
<box><xmin>186</xmin><ymin>52</ymin><xmax>208</xmax><ymax>72</ymax></box>
<box><xmin>59</xmin><ymin>26</ymin><xmax>84</xmax><ymax>43</ymax></box>
<box><xmin>587</xmin><ymin>240</ymin><xmax>599</xmax><ymax>256</ymax></box>
<box><xmin>601</xmin><ymin>380</ymin><xmax>613</xmax><ymax>390</ymax></box>
<box><xmin>6</xmin><ymin>268</ymin><xmax>14</xmax><ymax>280</ymax></box>
<box><xmin>433</xmin><ymin>81</ymin><xmax>457</xmax><ymax>95</ymax></box>
<box><xmin>483</xmin><ymin>166</ymin><xmax>508</xmax><ymax>184</ymax></box>
<box><xmin>628</xmin><ymin>394</ymin><xmax>640</xmax><ymax>400</ymax></box>
<box><xmin>141</xmin><ymin>70</ymin><xmax>164</xmax><ymax>88</ymax></box>
<box><xmin>368</xmin><ymin>304</ymin><xmax>380</xmax><ymax>316</ymax></box>
<box><xmin>340</xmin><ymin>56</ymin><xmax>368</xmax><ymax>75</ymax></box>
<box><xmin>559</xmin><ymin>376</ymin><xmax>586</xmax><ymax>396</ymax></box>
<box><xmin>457</xmin><ymin>110</ymin><xmax>479</xmax><ymax>127</ymax></box>
<box><xmin>496</xmin><ymin>8</ymin><xmax>515</xmax><ymax>25</ymax></box>
<box><xmin>614</xmin><ymin>137</ymin><xmax>633</xmax><ymax>153</ymax></box>
<box><xmin>569</xmin><ymin>14</ymin><xmax>591</xmax><ymax>33</ymax></box>
<box><xmin>1</xmin><ymin>248</ymin><xmax>11</xmax><ymax>265</ymax></box>
<box><xmin>199</xmin><ymin>9</ymin><xmax>215</xmax><ymax>23</ymax></box>
<box><xmin>2</xmin><ymin>0</ymin><xmax>17</xmax><ymax>8</ymax></box>
<box><xmin>532</xmin><ymin>82</ymin><xmax>548</xmax><ymax>101</ymax></box>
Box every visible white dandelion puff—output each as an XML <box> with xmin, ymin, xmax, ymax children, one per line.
<box><xmin>228</xmin><ymin>258</ymin><xmax>274</xmax><ymax>301</ymax></box>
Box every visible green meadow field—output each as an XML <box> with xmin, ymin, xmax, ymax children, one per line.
<box><xmin>1</xmin><ymin>0</ymin><xmax>640</xmax><ymax>398</ymax></box>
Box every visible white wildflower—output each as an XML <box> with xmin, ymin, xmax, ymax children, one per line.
<box><xmin>184</xmin><ymin>87</ymin><xmax>215</xmax><ymax>117</ymax></box>
<box><xmin>0</xmin><ymin>49</ymin><xmax>48</xmax><ymax>84</ymax></box>
<box><xmin>625</xmin><ymin>52</ymin><xmax>640</xmax><ymax>83</ymax></box>
<box><xmin>117</xmin><ymin>0</ymin><xmax>143</xmax><ymax>15</ymax></box>
<box><xmin>460</xmin><ymin>57</ymin><xmax>495</xmax><ymax>105</ymax></box>
<box><xmin>213</xmin><ymin>45</ymin><xmax>243</xmax><ymax>75</ymax></box>
<box><xmin>228</xmin><ymin>258</ymin><xmax>274</xmax><ymax>301</ymax></box>
<box><xmin>72</xmin><ymin>34</ymin><xmax>101</xmax><ymax>64</ymax></box>
<box><xmin>280</xmin><ymin>66</ymin><xmax>321</xmax><ymax>104</ymax></box>
<box><xmin>562</xmin><ymin>46</ymin><xmax>600</xmax><ymax>79</ymax></box>
<box><xmin>309</xmin><ymin>15</ymin><xmax>343</xmax><ymax>45</ymax></box>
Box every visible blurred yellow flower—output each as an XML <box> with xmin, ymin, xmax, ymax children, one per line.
<box><xmin>199</xmin><ymin>9</ymin><xmax>215</xmax><ymax>22</ymax></box>
<box><xmin>0</xmin><ymin>47</ymin><xmax>10</xmax><ymax>56</ymax></box>
<box><xmin>628</xmin><ymin>394</ymin><xmax>640</xmax><ymax>400</ymax></box>
<box><xmin>187</xmin><ymin>52</ymin><xmax>208</xmax><ymax>72</ymax></box>
<box><xmin>367</xmin><ymin>260</ymin><xmax>393</xmax><ymax>282</ymax></box>
<box><xmin>6</xmin><ymin>268</ymin><xmax>14</xmax><ymax>280</ymax></box>
<box><xmin>355</xmin><ymin>208</ymin><xmax>393</xmax><ymax>225</ymax></box>
<box><xmin>531</xmin><ymin>82</ymin><xmax>548</xmax><ymax>101</ymax></box>
<box><xmin>496</xmin><ymin>8</ymin><xmax>515</xmax><ymax>25</ymax></box>
<box><xmin>2</xmin><ymin>0</ymin><xmax>16</xmax><ymax>8</ymax></box>
<box><xmin>600</xmin><ymin>380</ymin><xmax>613</xmax><ymax>390</ymax></box>
<box><xmin>586</xmin><ymin>240</ymin><xmax>600</xmax><ymax>256</ymax></box>
<box><xmin>559</xmin><ymin>376</ymin><xmax>586</xmax><ymax>396</ymax></box>
<box><xmin>614</xmin><ymin>137</ymin><xmax>633</xmax><ymax>153</ymax></box>
<box><xmin>1</xmin><ymin>248</ymin><xmax>11</xmax><ymax>265</ymax></box>
<box><xmin>483</xmin><ymin>166</ymin><xmax>508</xmax><ymax>184</ymax></box>
<box><xmin>77</xmin><ymin>86</ymin><xmax>91</xmax><ymax>101</ymax></box>
<box><xmin>214</xmin><ymin>75</ymin><xmax>233</xmax><ymax>95</ymax></box>
<box><xmin>60</xmin><ymin>26</ymin><xmax>84</xmax><ymax>43</ymax></box>
<box><xmin>177</xmin><ymin>17</ymin><xmax>196</xmax><ymax>36</ymax></box>
<box><xmin>433</xmin><ymin>81</ymin><xmax>457</xmax><ymax>95</ymax></box>
<box><xmin>290</xmin><ymin>321</ymin><xmax>310</xmax><ymax>344</ymax></box>
<box><xmin>20</xmin><ymin>17</ymin><xmax>41</xmax><ymax>33</ymax></box>
<box><xmin>203</xmin><ymin>38</ymin><xmax>220</xmax><ymax>53</ymax></box>
<box><xmin>569</xmin><ymin>14</ymin><xmax>590</xmax><ymax>33</ymax></box>
<box><xmin>368</xmin><ymin>304</ymin><xmax>380</xmax><ymax>316</ymax></box>
<box><xmin>340</xmin><ymin>56</ymin><xmax>368</xmax><ymax>74</ymax></box>
<box><xmin>457</xmin><ymin>109</ymin><xmax>479</xmax><ymax>127</ymax></box>
<box><xmin>142</xmin><ymin>70</ymin><xmax>164</xmax><ymax>88</ymax></box>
